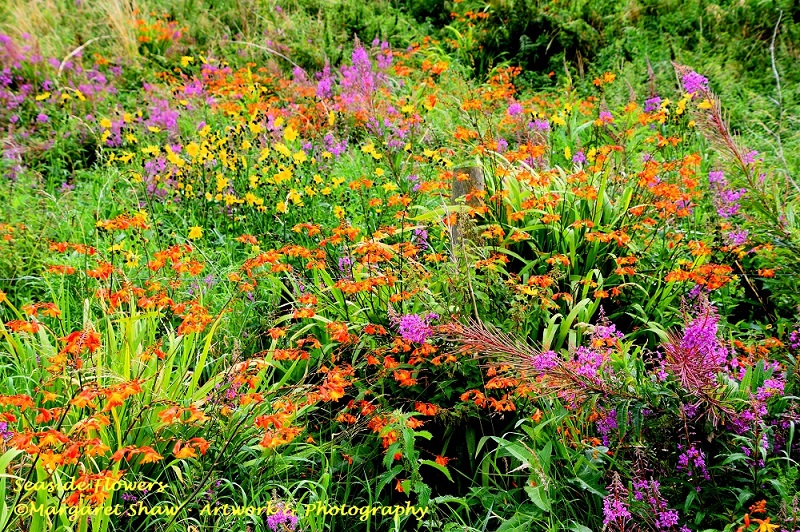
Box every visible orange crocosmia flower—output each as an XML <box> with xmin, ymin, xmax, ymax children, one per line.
<box><xmin>0</xmin><ymin>394</ymin><xmax>36</xmax><ymax>410</ymax></box>
<box><xmin>87</xmin><ymin>261</ymin><xmax>114</xmax><ymax>280</ymax></box>
<box><xmin>414</xmin><ymin>402</ymin><xmax>438</xmax><ymax>416</ymax></box>
<box><xmin>406</xmin><ymin>417</ymin><xmax>425</xmax><ymax>429</ymax></box>
<box><xmin>60</xmin><ymin>329</ymin><xmax>102</xmax><ymax>355</ymax></box>
<box><xmin>158</xmin><ymin>405</ymin><xmax>184</xmax><ymax>425</ymax></box>
<box><xmin>185</xmin><ymin>405</ymin><xmax>209</xmax><ymax>423</ymax></box>
<box><xmin>38</xmin><ymin>450</ymin><xmax>63</xmax><ymax>471</ymax></box>
<box><xmin>173</xmin><ymin>440</ymin><xmax>197</xmax><ymax>459</ymax></box>
<box><xmin>62</xmin><ymin>444</ymin><xmax>81</xmax><ymax>464</ymax></box>
<box><xmin>64</xmin><ymin>491</ymin><xmax>81</xmax><ymax>507</ymax></box>
<box><xmin>35</xmin><ymin>408</ymin><xmax>55</xmax><ymax>424</ymax></box>
<box><xmin>336</xmin><ymin>413</ymin><xmax>358</xmax><ymax>424</ymax></box>
<box><xmin>38</xmin><ymin>429</ymin><xmax>70</xmax><ymax>448</ymax></box>
<box><xmin>393</xmin><ymin>369</ymin><xmax>417</xmax><ymax>387</ymax></box>
<box><xmin>139</xmin><ymin>446</ymin><xmax>164</xmax><ymax>464</ymax></box>
<box><xmin>84</xmin><ymin>439</ymin><xmax>111</xmax><ymax>457</ymax></box>
<box><xmin>293</xmin><ymin>308</ymin><xmax>316</xmax><ymax>319</ymax></box>
<box><xmin>435</xmin><ymin>455</ymin><xmax>450</xmax><ymax>466</ymax></box>
<box><xmin>236</xmin><ymin>234</ymin><xmax>259</xmax><ymax>245</ymax></box>
<box><xmin>268</xmin><ymin>327</ymin><xmax>286</xmax><ymax>339</ymax></box>
<box><xmin>5</xmin><ymin>320</ymin><xmax>41</xmax><ymax>334</ymax></box>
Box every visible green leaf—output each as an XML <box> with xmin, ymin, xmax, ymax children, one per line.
<box><xmin>420</xmin><ymin>459</ymin><xmax>454</xmax><ymax>482</ymax></box>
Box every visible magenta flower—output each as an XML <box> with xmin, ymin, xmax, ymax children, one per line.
<box><xmin>603</xmin><ymin>473</ymin><xmax>631</xmax><ymax>529</ymax></box>
<box><xmin>644</xmin><ymin>96</ymin><xmax>662</xmax><ymax>112</ymax></box>
<box><xmin>507</xmin><ymin>102</ymin><xmax>523</xmax><ymax>116</ymax></box>
<box><xmin>681</xmin><ymin>70</ymin><xmax>708</xmax><ymax>95</ymax></box>
<box><xmin>394</xmin><ymin>313</ymin><xmax>438</xmax><ymax>343</ymax></box>
<box><xmin>663</xmin><ymin>296</ymin><xmax>729</xmax><ymax>395</ymax></box>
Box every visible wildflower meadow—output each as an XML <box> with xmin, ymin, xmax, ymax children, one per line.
<box><xmin>1</xmin><ymin>1</ymin><xmax>799</xmax><ymax>531</ymax></box>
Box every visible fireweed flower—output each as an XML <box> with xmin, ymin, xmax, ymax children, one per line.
<box><xmin>676</xmin><ymin>443</ymin><xmax>710</xmax><ymax>480</ymax></box>
<box><xmin>644</xmin><ymin>96</ymin><xmax>662</xmax><ymax>112</ymax></box>
<box><xmin>603</xmin><ymin>473</ymin><xmax>631</xmax><ymax>530</ymax></box>
<box><xmin>0</xmin><ymin>420</ymin><xmax>12</xmax><ymax>439</ymax></box>
<box><xmin>725</xmin><ymin>230</ymin><xmax>748</xmax><ymax>246</ymax></box>
<box><xmin>266</xmin><ymin>508</ymin><xmax>298</xmax><ymax>531</ymax></box>
<box><xmin>596</xmin><ymin>409</ymin><xmax>618</xmax><ymax>446</ymax></box>
<box><xmin>789</xmin><ymin>329</ymin><xmax>800</xmax><ymax>350</ymax></box>
<box><xmin>708</xmin><ymin>170</ymin><xmax>746</xmax><ymax>219</ymax></box>
<box><xmin>413</xmin><ymin>228</ymin><xmax>429</xmax><ymax>251</ymax></box>
<box><xmin>663</xmin><ymin>296</ymin><xmax>729</xmax><ymax>396</ymax></box>
<box><xmin>572</xmin><ymin>151</ymin><xmax>586</xmax><ymax>165</ymax></box>
<box><xmin>392</xmin><ymin>313</ymin><xmax>438</xmax><ymax>344</ymax></box>
<box><xmin>633</xmin><ymin>479</ymin><xmax>684</xmax><ymax>530</ymax></box>
<box><xmin>507</xmin><ymin>102</ymin><xmax>523</xmax><ymax>116</ymax></box>
<box><xmin>532</xmin><ymin>119</ymin><xmax>550</xmax><ymax>131</ymax></box>
<box><xmin>742</xmin><ymin>150</ymin><xmax>759</xmax><ymax>165</ymax></box>
<box><xmin>315</xmin><ymin>60</ymin><xmax>333</xmax><ymax>100</ymax></box>
<box><xmin>681</xmin><ymin>70</ymin><xmax>708</xmax><ymax>95</ymax></box>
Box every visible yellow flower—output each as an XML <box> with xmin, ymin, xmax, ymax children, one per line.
<box><xmin>274</xmin><ymin>167</ymin><xmax>292</xmax><ymax>184</ymax></box>
<box><xmin>99</xmin><ymin>118</ymin><xmax>113</xmax><ymax>129</ymax></box>
<box><xmin>381</xmin><ymin>182</ymin><xmax>397</xmax><ymax>192</ymax></box>
<box><xmin>287</xmin><ymin>189</ymin><xmax>303</xmax><ymax>206</ymax></box>
<box><xmin>36</xmin><ymin>92</ymin><xmax>51</xmax><ymax>101</ymax></box>
<box><xmin>374</xmin><ymin>168</ymin><xmax>385</xmax><ymax>177</ymax></box>
<box><xmin>185</xmin><ymin>142</ymin><xmax>200</xmax><ymax>158</ymax></box>
<box><xmin>564</xmin><ymin>146</ymin><xmax>571</xmax><ymax>160</ymax></box>
<box><xmin>293</xmin><ymin>150</ymin><xmax>307</xmax><ymax>164</ymax></box>
<box><xmin>276</xmin><ymin>201</ymin><xmax>288</xmax><ymax>213</ymax></box>
<box><xmin>0</xmin><ymin>290</ymin><xmax>7</xmax><ymax>304</ymax></box>
<box><xmin>333</xmin><ymin>206</ymin><xmax>345</xmax><ymax>219</ymax></box>
<box><xmin>274</xmin><ymin>143</ymin><xmax>292</xmax><ymax>158</ymax></box>
<box><xmin>180</xmin><ymin>56</ymin><xmax>194</xmax><ymax>67</ymax></box>
<box><xmin>188</xmin><ymin>226</ymin><xmax>203</xmax><ymax>240</ymax></box>
<box><xmin>125</xmin><ymin>252</ymin><xmax>140</xmax><ymax>268</ymax></box>
<box><xmin>283</xmin><ymin>125</ymin><xmax>298</xmax><ymax>142</ymax></box>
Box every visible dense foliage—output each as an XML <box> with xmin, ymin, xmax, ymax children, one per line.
<box><xmin>0</xmin><ymin>1</ymin><xmax>799</xmax><ymax>531</ymax></box>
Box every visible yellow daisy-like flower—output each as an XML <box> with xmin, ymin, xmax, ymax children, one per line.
<box><xmin>188</xmin><ymin>226</ymin><xmax>203</xmax><ymax>240</ymax></box>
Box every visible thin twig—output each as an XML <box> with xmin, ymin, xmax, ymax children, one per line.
<box><xmin>58</xmin><ymin>36</ymin><xmax>110</xmax><ymax>77</ymax></box>
<box><xmin>769</xmin><ymin>10</ymin><xmax>793</xmax><ymax>182</ymax></box>
<box><xmin>228</xmin><ymin>40</ymin><xmax>304</xmax><ymax>71</ymax></box>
